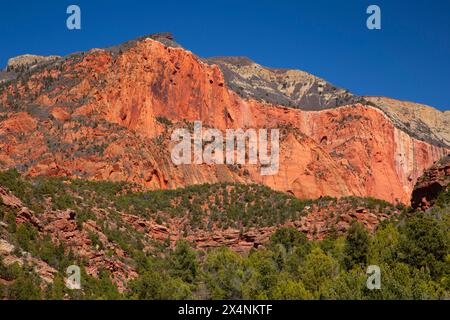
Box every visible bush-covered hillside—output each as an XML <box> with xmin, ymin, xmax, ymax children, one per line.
<box><xmin>0</xmin><ymin>170</ymin><xmax>448</xmax><ymax>300</ymax></box>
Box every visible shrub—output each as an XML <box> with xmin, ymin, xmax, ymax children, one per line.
<box><xmin>343</xmin><ymin>221</ymin><xmax>370</xmax><ymax>270</ymax></box>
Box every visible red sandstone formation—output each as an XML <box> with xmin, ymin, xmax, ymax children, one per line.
<box><xmin>0</xmin><ymin>34</ymin><xmax>448</xmax><ymax>204</ymax></box>
<box><xmin>411</xmin><ymin>154</ymin><xmax>450</xmax><ymax>211</ymax></box>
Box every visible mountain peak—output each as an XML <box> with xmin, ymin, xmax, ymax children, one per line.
<box><xmin>139</xmin><ymin>32</ymin><xmax>181</xmax><ymax>48</ymax></box>
<box><xmin>104</xmin><ymin>32</ymin><xmax>182</xmax><ymax>57</ymax></box>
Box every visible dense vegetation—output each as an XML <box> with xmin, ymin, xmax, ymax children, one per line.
<box><xmin>0</xmin><ymin>169</ymin><xmax>448</xmax><ymax>300</ymax></box>
<box><xmin>0</xmin><ymin>169</ymin><xmax>400</xmax><ymax>230</ymax></box>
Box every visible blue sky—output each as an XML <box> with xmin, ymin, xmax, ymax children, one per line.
<box><xmin>1</xmin><ymin>0</ymin><xmax>449</xmax><ymax>110</ymax></box>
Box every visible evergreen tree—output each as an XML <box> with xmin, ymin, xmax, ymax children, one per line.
<box><xmin>203</xmin><ymin>247</ymin><xmax>244</xmax><ymax>299</ymax></box>
<box><xmin>343</xmin><ymin>221</ymin><xmax>370</xmax><ymax>270</ymax></box>
<box><xmin>169</xmin><ymin>240</ymin><xmax>199</xmax><ymax>283</ymax></box>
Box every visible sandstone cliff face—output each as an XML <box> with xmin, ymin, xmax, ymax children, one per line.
<box><xmin>0</xmin><ymin>35</ymin><xmax>448</xmax><ymax>204</ymax></box>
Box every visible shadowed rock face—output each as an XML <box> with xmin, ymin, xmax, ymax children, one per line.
<box><xmin>0</xmin><ymin>71</ymin><xmax>15</xmax><ymax>84</ymax></box>
<box><xmin>411</xmin><ymin>154</ymin><xmax>450</xmax><ymax>210</ymax></box>
<box><xmin>205</xmin><ymin>56</ymin><xmax>362</xmax><ymax>110</ymax></box>
<box><xmin>0</xmin><ymin>34</ymin><xmax>448</xmax><ymax>204</ymax></box>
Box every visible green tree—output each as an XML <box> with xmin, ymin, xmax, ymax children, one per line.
<box><xmin>343</xmin><ymin>221</ymin><xmax>370</xmax><ymax>270</ymax></box>
<box><xmin>203</xmin><ymin>247</ymin><xmax>245</xmax><ymax>299</ymax></box>
<box><xmin>272</xmin><ymin>273</ymin><xmax>313</xmax><ymax>300</ymax></box>
<box><xmin>369</xmin><ymin>222</ymin><xmax>399</xmax><ymax>264</ymax></box>
<box><xmin>7</xmin><ymin>266</ymin><xmax>42</xmax><ymax>300</ymax></box>
<box><xmin>169</xmin><ymin>240</ymin><xmax>199</xmax><ymax>283</ymax></box>
<box><xmin>45</xmin><ymin>274</ymin><xmax>66</xmax><ymax>300</ymax></box>
<box><xmin>300</xmin><ymin>247</ymin><xmax>339</xmax><ymax>297</ymax></box>
<box><xmin>242</xmin><ymin>250</ymin><xmax>278</xmax><ymax>299</ymax></box>
<box><xmin>79</xmin><ymin>268</ymin><xmax>122</xmax><ymax>300</ymax></box>
<box><xmin>365</xmin><ymin>263</ymin><xmax>441</xmax><ymax>300</ymax></box>
<box><xmin>16</xmin><ymin>222</ymin><xmax>37</xmax><ymax>252</ymax></box>
<box><xmin>128</xmin><ymin>269</ymin><xmax>193</xmax><ymax>300</ymax></box>
<box><xmin>269</xmin><ymin>227</ymin><xmax>309</xmax><ymax>252</ymax></box>
<box><xmin>398</xmin><ymin>214</ymin><xmax>448</xmax><ymax>277</ymax></box>
<box><xmin>270</xmin><ymin>227</ymin><xmax>311</xmax><ymax>273</ymax></box>
<box><xmin>321</xmin><ymin>268</ymin><xmax>366</xmax><ymax>300</ymax></box>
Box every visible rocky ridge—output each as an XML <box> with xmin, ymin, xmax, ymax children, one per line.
<box><xmin>365</xmin><ymin>96</ymin><xmax>450</xmax><ymax>148</ymax></box>
<box><xmin>204</xmin><ymin>56</ymin><xmax>361</xmax><ymax>110</ymax></box>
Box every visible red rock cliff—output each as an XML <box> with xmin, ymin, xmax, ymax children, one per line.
<box><xmin>0</xmin><ymin>36</ymin><xmax>447</xmax><ymax>204</ymax></box>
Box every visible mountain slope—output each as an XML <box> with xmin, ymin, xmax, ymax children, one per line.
<box><xmin>204</xmin><ymin>56</ymin><xmax>361</xmax><ymax>110</ymax></box>
<box><xmin>365</xmin><ymin>96</ymin><xmax>450</xmax><ymax>147</ymax></box>
<box><xmin>0</xmin><ymin>33</ymin><xmax>448</xmax><ymax>204</ymax></box>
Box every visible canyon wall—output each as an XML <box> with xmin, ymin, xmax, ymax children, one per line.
<box><xmin>0</xmin><ymin>36</ymin><xmax>448</xmax><ymax>204</ymax></box>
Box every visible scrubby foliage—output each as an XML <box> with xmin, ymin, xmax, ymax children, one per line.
<box><xmin>0</xmin><ymin>170</ymin><xmax>400</xmax><ymax>230</ymax></box>
<box><xmin>129</xmin><ymin>210</ymin><xmax>448</xmax><ymax>300</ymax></box>
<box><xmin>0</xmin><ymin>170</ymin><xmax>448</xmax><ymax>300</ymax></box>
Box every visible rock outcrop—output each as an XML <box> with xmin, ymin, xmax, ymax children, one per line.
<box><xmin>0</xmin><ymin>186</ymin><xmax>57</xmax><ymax>285</ymax></box>
<box><xmin>0</xmin><ymin>184</ymin><xmax>137</xmax><ymax>291</ymax></box>
<box><xmin>6</xmin><ymin>54</ymin><xmax>61</xmax><ymax>72</ymax></box>
<box><xmin>365</xmin><ymin>96</ymin><xmax>450</xmax><ymax>147</ymax></box>
<box><xmin>122</xmin><ymin>199</ymin><xmax>396</xmax><ymax>251</ymax></box>
<box><xmin>204</xmin><ymin>56</ymin><xmax>361</xmax><ymax>110</ymax></box>
<box><xmin>411</xmin><ymin>154</ymin><xmax>450</xmax><ymax>211</ymax></box>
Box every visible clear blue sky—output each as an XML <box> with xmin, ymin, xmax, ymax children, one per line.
<box><xmin>1</xmin><ymin>0</ymin><xmax>449</xmax><ymax>110</ymax></box>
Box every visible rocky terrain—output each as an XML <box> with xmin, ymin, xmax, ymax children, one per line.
<box><xmin>0</xmin><ymin>32</ymin><xmax>448</xmax><ymax>301</ymax></box>
<box><xmin>0</xmin><ymin>33</ymin><xmax>448</xmax><ymax>205</ymax></box>
<box><xmin>365</xmin><ymin>96</ymin><xmax>450</xmax><ymax>148</ymax></box>
<box><xmin>0</xmin><ymin>153</ymin><xmax>448</xmax><ymax>298</ymax></box>
<box><xmin>204</xmin><ymin>56</ymin><xmax>361</xmax><ymax>110</ymax></box>
<box><xmin>0</xmin><ymin>54</ymin><xmax>61</xmax><ymax>84</ymax></box>
<box><xmin>6</xmin><ymin>54</ymin><xmax>62</xmax><ymax>72</ymax></box>
<box><xmin>411</xmin><ymin>154</ymin><xmax>449</xmax><ymax>211</ymax></box>
<box><xmin>0</xmin><ymin>171</ymin><xmax>402</xmax><ymax>291</ymax></box>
